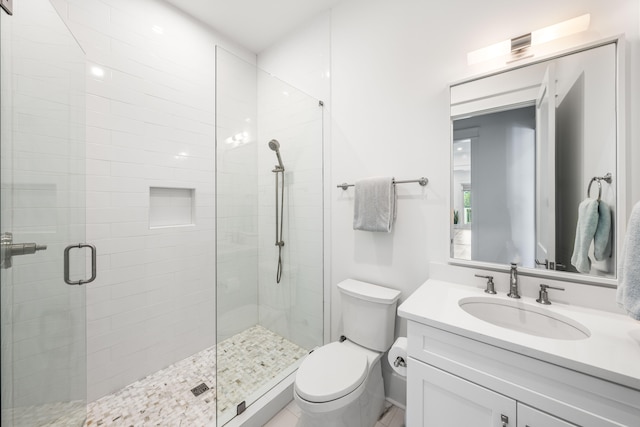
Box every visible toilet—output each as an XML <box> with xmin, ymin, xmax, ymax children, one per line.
<box><xmin>294</xmin><ymin>279</ymin><xmax>401</xmax><ymax>427</ymax></box>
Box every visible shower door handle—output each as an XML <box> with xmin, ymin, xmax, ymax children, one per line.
<box><xmin>64</xmin><ymin>243</ymin><xmax>97</xmax><ymax>285</ymax></box>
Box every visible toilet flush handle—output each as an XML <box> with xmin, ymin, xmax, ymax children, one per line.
<box><xmin>393</xmin><ymin>356</ymin><xmax>406</xmax><ymax>368</ymax></box>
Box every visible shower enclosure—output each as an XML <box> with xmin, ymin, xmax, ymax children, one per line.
<box><xmin>215</xmin><ymin>47</ymin><xmax>324</xmax><ymax>425</ymax></box>
<box><xmin>1</xmin><ymin>2</ymin><xmax>323</xmax><ymax>426</ymax></box>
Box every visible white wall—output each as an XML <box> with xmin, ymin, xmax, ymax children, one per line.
<box><xmin>50</xmin><ymin>0</ymin><xmax>254</xmax><ymax>401</ymax></box>
<box><xmin>262</xmin><ymin>0</ymin><xmax>640</xmax><ymax>407</ymax></box>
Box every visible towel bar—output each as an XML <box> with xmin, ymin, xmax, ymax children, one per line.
<box><xmin>337</xmin><ymin>177</ymin><xmax>428</xmax><ymax>191</ymax></box>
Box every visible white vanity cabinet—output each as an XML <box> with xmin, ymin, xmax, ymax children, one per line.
<box><xmin>405</xmin><ymin>320</ymin><xmax>638</xmax><ymax>427</ymax></box>
<box><xmin>517</xmin><ymin>404</ymin><xmax>578</xmax><ymax>427</ymax></box>
<box><xmin>408</xmin><ymin>357</ymin><xmax>579</xmax><ymax>427</ymax></box>
<box><xmin>408</xmin><ymin>358</ymin><xmax>516</xmax><ymax>427</ymax></box>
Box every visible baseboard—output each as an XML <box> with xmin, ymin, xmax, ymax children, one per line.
<box><xmin>385</xmin><ymin>397</ymin><xmax>406</xmax><ymax>411</ymax></box>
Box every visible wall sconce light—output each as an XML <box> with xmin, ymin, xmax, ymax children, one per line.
<box><xmin>467</xmin><ymin>14</ymin><xmax>591</xmax><ymax>65</ymax></box>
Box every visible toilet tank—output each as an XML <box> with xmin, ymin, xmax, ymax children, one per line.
<box><xmin>337</xmin><ymin>279</ymin><xmax>401</xmax><ymax>352</ymax></box>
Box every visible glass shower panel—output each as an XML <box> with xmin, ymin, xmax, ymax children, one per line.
<box><xmin>216</xmin><ymin>47</ymin><xmax>324</xmax><ymax>426</ymax></box>
<box><xmin>1</xmin><ymin>1</ymin><xmax>87</xmax><ymax>425</ymax></box>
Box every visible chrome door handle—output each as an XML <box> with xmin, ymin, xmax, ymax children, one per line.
<box><xmin>64</xmin><ymin>243</ymin><xmax>97</xmax><ymax>285</ymax></box>
<box><xmin>534</xmin><ymin>258</ymin><xmax>548</xmax><ymax>269</ymax></box>
<box><xmin>1</xmin><ymin>232</ymin><xmax>47</xmax><ymax>269</ymax></box>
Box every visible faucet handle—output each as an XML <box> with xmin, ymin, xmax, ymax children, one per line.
<box><xmin>475</xmin><ymin>274</ymin><xmax>496</xmax><ymax>294</ymax></box>
<box><xmin>536</xmin><ymin>284</ymin><xmax>565</xmax><ymax>305</ymax></box>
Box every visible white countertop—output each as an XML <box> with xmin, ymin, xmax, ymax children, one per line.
<box><xmin>398</xmin><ymin>279</ymin><xmax>640</xmax><ymax>391</ymax></box>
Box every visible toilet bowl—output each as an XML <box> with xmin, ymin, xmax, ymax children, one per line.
<box><xmin>294</xmin><ymin>340</ymin><xmax>384</xmax><ymax>427</ymax></box>
<box><xmin>293</xmin><ymin>279</ymin><xmax>401</xmax><ymax>427</ymax></box>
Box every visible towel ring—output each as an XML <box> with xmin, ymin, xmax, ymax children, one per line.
<box><xmin>587</xmin><ymin>177</ymin><xmax>602</xmax><ymax>201</ymax></box>
<box><xmin>587</xmin><ymin>172</ymin><xmax>612</xmax><ymax>201</ymax></box>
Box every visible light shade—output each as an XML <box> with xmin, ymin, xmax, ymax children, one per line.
<box><xmin>467</xmin><ymin>14</ymin><xmax>591</xmax><ymax>65</ymax></box>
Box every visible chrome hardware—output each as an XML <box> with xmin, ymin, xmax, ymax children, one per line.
<box><xmin>1</xmin><ymin>232</ymin><xmax>47</xmax><ymax>269</ymax></box>
<box><xmin>536</xmin><ymin>284</ymin><xmax>565</xmax><ymax>305</ymax></box>
<box><xmin>507</xmin><ymin>263</ymin><xmax>520</xmax><ymax>299</ymax></box>
<box><xmin>587</xmin><ymin>172</ymin><xmax>612</xmax><ymax>201</ymax></box>
<box><xmin>538</xmin><ymin>259</ymin><xmax>566</xmax><ymax>271</ymax></box>
<box><xmin>337</xmin><ymin>177</ymin><xmax>428</xmax><ymax>191</ymax></box>
<box><xmin>1</xmin><ymin>0</ymin><xmax>13</xmax><ymax>15</ymax></box>
<box><xmin>551</xmin><ymin>261</ymin><xmax>566</xmax><ymax>271</ymax></box>
<box><xmin>501</xmin><ymin>414</ymin><xmax>509</xmax><ymax>426</ymax></box>
<box><xmin>535</xmin><ymin>258</ymin><xmax>548</xmax><ymax>269</ymax></box>
<box><xmin>64</xmin><ymin>243</ymin><xmax>97</xmax><ymax>285</ymax></box>
<box><xmin>475</xmin><ymin>274</ymin><xmax>496</xmax><ymax>294</ymax></box>
<box><xmin>394</xmin><ymin>356</ymin><xmax>407</xmax><ymax>368</ymax></box>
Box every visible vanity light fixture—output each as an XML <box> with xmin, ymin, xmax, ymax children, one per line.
<box><xmin>467</xmin><ymin>14</ymin><xmax>591</xmax><ymax>65</ymax></box>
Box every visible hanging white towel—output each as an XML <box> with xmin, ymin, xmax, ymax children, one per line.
<box><xmin>571</xmin><ymin>199</ymin><xmax>599</xmax><ymax>273</ymax></box>
<box><xmin>617</xmin><ymin>201</ymin><xmax>640</xmax><ymax>320</ymax></box>
<box><xmin>353</xmin><ymin>177</ymin><xmax>396</xmax><ymax>232</ymax></box>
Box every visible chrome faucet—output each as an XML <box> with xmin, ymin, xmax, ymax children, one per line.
<box><xmin>507</xmin><ymin>263</ymin><xmax>520</xmax><ymax>299</ymax></box>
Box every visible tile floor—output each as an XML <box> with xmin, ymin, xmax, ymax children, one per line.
<box><xmin>83</xmin><ymin>325</ymin><xmax>307</xmax><ymax>426</ymax></box>
<box><xmin>265</xmin><ymin>400</ymin><xmax>406</xmax><ymax>427</ymax></box>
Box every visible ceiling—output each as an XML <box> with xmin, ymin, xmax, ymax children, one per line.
<box><xmin>163</xmin><ymin>0</ymin><xmax>344</xmax><ymax>53</ymax></box>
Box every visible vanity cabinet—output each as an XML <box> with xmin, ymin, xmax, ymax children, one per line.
<box><xmin>405</xmin><ymin>320</ymin><xmax>640</xmax><ymax>427</ymax></box>
<box><xmin>409</xmin><ymin>358</ymin><xmax>516</xmax><ymax>426</ymax></box>
<box><xmin>517</xmin><ymin>404</ymin><xmax>577</xmax><ymax>427</ymax></box>
<box><xmin>408</xmin><ymin>358</ymin><xmax>579</xmax><ymax>427</ymax></box>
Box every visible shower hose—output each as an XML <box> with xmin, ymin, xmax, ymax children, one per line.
<box><xmin>275</xmin><ymin>169</ymin><xmax>284</xmax><ymax>283</ymax></box>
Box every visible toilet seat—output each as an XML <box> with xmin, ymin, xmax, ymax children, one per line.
<box><xmin>295</xmin><ymin>342</ymin><xmax>369</xmax><ymax>403</ymax></box>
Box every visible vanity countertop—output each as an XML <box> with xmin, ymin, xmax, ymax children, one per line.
<box><xmin>398</xmin><ymin>279</ymin><xmax>640</xmax><ymax>391</ymax></box>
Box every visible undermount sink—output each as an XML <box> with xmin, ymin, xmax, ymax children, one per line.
<box><xmin>458</xmin><ymin>297</ymin><xmax>591</xmax><ymax>340</ymax></box>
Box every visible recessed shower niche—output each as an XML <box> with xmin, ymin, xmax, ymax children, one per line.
<box><xmin>149</xmin><ymin>187</ymin><xmax>195</xmax><ymax>228</ymax></box>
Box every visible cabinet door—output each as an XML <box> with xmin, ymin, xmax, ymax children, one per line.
<box><xmin>518</xmin><ymin>404</ymin><xmax>578</xmax><ymax>427</ymax></box>
<box><xmin>407</xmin><ymin>358</ymin><xmax>516</xmax><ymax>427</ymax></box>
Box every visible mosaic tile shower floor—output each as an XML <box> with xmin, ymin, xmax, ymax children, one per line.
<box><xmin>83</xmin><ymin>325</ymin><xmax>308</xmax><ymax>426</ymax></box>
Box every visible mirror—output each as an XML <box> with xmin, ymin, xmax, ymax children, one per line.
<box><xmin>450</xmin><ymin>39</ymin><xmax>620</xmax><ymax>282</ymax></box>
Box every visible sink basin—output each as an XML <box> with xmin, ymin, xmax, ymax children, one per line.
<box><xmin>458</xmin><ymin>297</ymin><xmax>590</xmax><ymax>340</ymax></box>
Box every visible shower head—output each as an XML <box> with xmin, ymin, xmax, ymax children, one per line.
<box><xmin>268</xmin><ymin>139</ymin><xmax>280</xmax><ymax>151</ymax></box>
<box><xmin>268</xmin><ymin>139</ymin><xmax>285</xmax><ymax>171</ymax></box>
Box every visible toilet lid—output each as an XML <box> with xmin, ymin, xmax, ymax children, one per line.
<box><xmin>295</xmin><ymin>342</ymin><xmax>369</xmax><ymax>403</ymax></box>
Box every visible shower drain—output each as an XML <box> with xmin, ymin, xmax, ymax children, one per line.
<box><xmin>191</xmin><ymin>382</ymin><xmax>210</xmax><ymax>397</ymax></box>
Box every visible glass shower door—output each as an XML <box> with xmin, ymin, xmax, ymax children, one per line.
<box><xmin>216</xmin><ymin>47</ymin><xmax>324</xmax><ymax>426</ymax></box>
<box><xmin>1</xmin><ymin>1</ymin><xmax>87</xmax><ymax>425</ymax></box>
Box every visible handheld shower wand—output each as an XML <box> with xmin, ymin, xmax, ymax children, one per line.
<box><xmin>268</xmin><ymin>139</ymin><xmax>285</xmax><ymax>171</ymax></box>
<box><xmin>269</xmin><ymin>140</ymin><xmax>285</xmax><ymax>283</ymax></box>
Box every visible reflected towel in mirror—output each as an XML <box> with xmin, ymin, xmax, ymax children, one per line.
<box><xmin>594</xmin><ymin>200</ymin><xmax>612</xmax><ymax>261</ymax></box>
<box><xmin>571</xmin><ymin>199</ymin><xmax>599</xmax><ymax>273</ymax></box>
